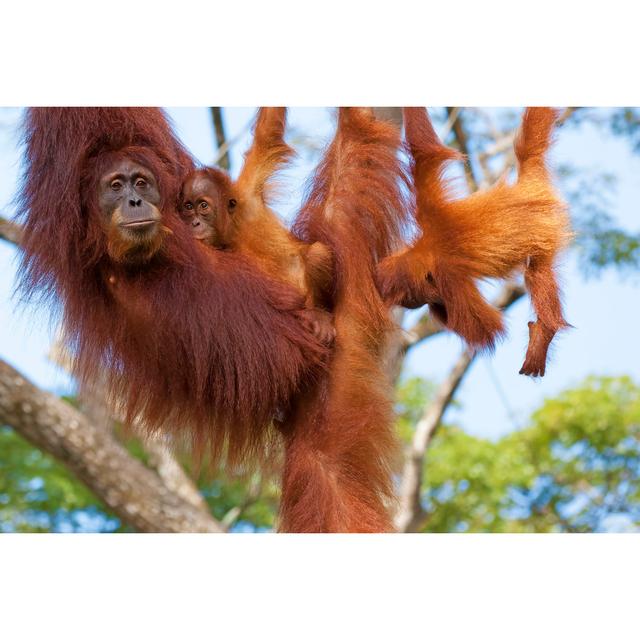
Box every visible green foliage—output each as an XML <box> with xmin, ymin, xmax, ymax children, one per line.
<box><xmin>609</xmin><ymin>108</ymin><xmax>640</xmax><ymax>154</ymax></box>
<box><xmin>560</xmin><ymin>165</ymin><xmax>640</xmax><ymax>276</ymax></box>
<box><xmin>411</xmin><ymin>376</ymin><xmax>640</xmax><ymax>532</ymax></box>
<box><xmin>581</xmin><ymin>225</ymin><xmax>640</xmax><ymax>274</ymax></box>
<box><xmin>198</xmin><ymin>473</ymin><xmax>280</xmax><ymax>532</ymax></box>
<box><xmin>3</xmin><ymin>375</ymin><xmax>640</xmax><ymax>533</ymax></box>
<box><xmin>0</xmin><ymin>426</ymin><xmax>120</xmax><ymax>532</ymax></box>
<box><xmin>0</xmin><ymin>424</ymin><xmax>279</xmax><ymax>533</ymax></box>
<box><xmin>395</xmin><ymin>376</ymin><xmax>437</xmax><ymax>442</ymax></box>
<box><xmin>560</xmin><ymin>108</ymin><xmax>640</xmax><ymax>275</ymax></box>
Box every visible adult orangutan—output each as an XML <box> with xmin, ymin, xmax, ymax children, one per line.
<box><xmin>17</xmin><ymin>108</ymin><xmax>329</xmax><ymax>465</ymax></box>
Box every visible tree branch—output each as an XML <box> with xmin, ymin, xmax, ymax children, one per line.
<box><xmin>445</xmin><ymin>107</ymin><xmax>480</xmax><ymax>191</ymax></box>
<box><xmin>0</xmin><ymin>215</ymin><xmax>23</xmax><ymax>245</ymax></box>
<box><xmin>478</xmin><ymin>107</ymin><xmax>581</xmax><ymax>168</ymax></box>
<box><xmin>0</xmin><ymin>358</ymin><xmax>224</xmax><ymax>532</ymax></box>
<box><xmin>440</xmin><ymin>107</ymin><xmax>461</xmax><ymax>141</ymax></box>
<box><xmin>142</xmin><ymin>437</ymin><xmax>212</xmax><ymax>514</ymax></box>
<box><xmin>210</xmin><ymin>107</ymin><xmax>231</xmax><ymax>172</ymax></box>
<box><xmin>394</xmin><ymin>282</ymin><xmax>526</xmax><ymax>532</ymax></box>
<box><xmin>395</xmin><ymin>348</ymin><xmax>474</xmax><ymax>533</ymax></box>
<box><xmin>220</xmin><ymin>474</ymin><xmax>264</xmax><ymax>531</ymax></box>
<box><xmin>49</xmin><ymin>337</ymin><xmax>211</xmax><ymax>516</ymax></box>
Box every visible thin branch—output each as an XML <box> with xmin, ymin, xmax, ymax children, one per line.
<box><xmin>470</xmin><ymin>107</ymin><xmax>502</xmax><ymax>142</ymax></box>
<box><xmin>211</xmin><ymin>115</ymin><xmax>254</xmax><ymax>170</ymax></box>
<box><xmin>210</xmin><ymin>107</ymin><xmax>231</xmax><ymax>171</ymax></box>
<box><xmin>220</xmin><ymin>474</ymin><xmax>264</xmax><ymax>531</ymax></box>
<box><xmin>440</xmin><ymin>107</ymin><xmax>460</xmax><ymax>141</ymax></box>
<box><xmin>445</xmin><ymin>107</ymin><xmax>480</xmax><ymax>191</ymax></box>
<box><xmin>395</xmin><ymin>349</ymin><xmax>474</xmax><ymax>532</ymax></box>
<box><xmin>557</xmin><ymin>106</ymin><xmax>580</xmax><ymax>127</ymax></box>
<box><xmin>394</xmin><ymin>282</ymin><xmax>526</xmax><ymax>532</ymax></box>
<box><xmin>479</xmin><ymin>135</ymin><xmax>515</xmax><ymax>163</ymax></box>
<box><xmin>0</xmin><ymin>215</ymin><xmax>23</xmax><ymax>245</ymax></box>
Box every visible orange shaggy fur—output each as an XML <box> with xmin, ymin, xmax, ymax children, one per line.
<box><xmin>278</xmin><ymin>107</ymin><xmax>410</xmax><ymax>532</ymax></box>
<box><xmin>376</xmin><ymin>107</ymin><xmax>571</xmax><ymax>376</ymax></box>
<box><xmin>182</xmin><ymin>108</ymin><xmax>334</xmax><ymax>340</ymax></box>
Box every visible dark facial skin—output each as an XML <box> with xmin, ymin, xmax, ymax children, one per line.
<box><xmin>98</xmin><ymin>159</ymin><xmax>162</xmax><ymax>233</ymax></box>
<box><xmin>180</xmin><ymin>173</ymin><xmax>236</xmax><ymax>246</ymax></box>
<box><xmin>97</xmin><ymin>158</ymin><xmax>163</xmax><ymax>262</ymax></box>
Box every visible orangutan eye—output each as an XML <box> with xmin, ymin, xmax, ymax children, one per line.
<box><xmin>135</xmin><ymin>178</ymin><xmax>147</xmax><ymax>188</ymax></box>
<box><xmin>111</xmin><ymin>180</ymin><xmax>122</xmax><ymax>191</ymax></box>
<box><xmin>184</xmin><ymin>202</ymin><xmax>193</xmax><ymax>211</ymax></box>
<box><xmin>228</xmin><ymin>198</ymin><xmax>237</xmax><ymax>210</ymax></box>
<box><xmin>199</xmin><ymin>202</ymin><xmax>209</xmax><ymax>210</ymax></box>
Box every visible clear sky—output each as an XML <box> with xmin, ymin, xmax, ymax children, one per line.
<box><xmin>0</xmin><ymin>107</ymin><xmax>638</xmax><ymax>440</ymax></box>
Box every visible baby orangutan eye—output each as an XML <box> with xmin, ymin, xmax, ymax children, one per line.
<box><xmin>199</xmin><ymin>202</ymin><xmax>209</xmax><ymax>210</ymax></box>
<box><xmin>228</xmin><ymin>198</ymin><xmax>237</xmax><ymax>210</ymax></box>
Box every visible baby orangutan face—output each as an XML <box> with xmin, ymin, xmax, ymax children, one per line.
<box><xmin>180</xmin><ymin>169</ymin><xmax>237</xmax><ymax>247</ymax></box>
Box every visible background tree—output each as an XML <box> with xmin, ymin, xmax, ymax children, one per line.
<box><xmin>397</xmin><ymin>375</ymin><xmax>640</xmax><ymax>532</ymax></box>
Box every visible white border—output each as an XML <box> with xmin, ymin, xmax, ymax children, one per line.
<box><xmin>1</xmin><ymin>534</ymin><xmax>638</xmax><ymax>638</ymax></box>
<box><xmin>2</xmin><ymin>1</ymin><xmax>638</xmax><ymax>105</ymax></box>
<box><xmin>2</xmin><ymin>3</ymin><xmax>638</xmax><ymax>637</ymax></box>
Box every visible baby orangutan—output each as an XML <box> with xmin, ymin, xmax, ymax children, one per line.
<box><xmin>376</xmin><ymin>107</ymin><xmax>572</xmax><ymax>376</ymax></box>
<box><xmin>180</xmin><ymin>108</ymin><xmax>335</xmax><ymax>344</ymax></box>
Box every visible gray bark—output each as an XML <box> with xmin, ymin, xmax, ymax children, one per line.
<box><xmin>0</xmin><ymin>358</ymin><xmax>223</xmax><ymax>533</ymax></box>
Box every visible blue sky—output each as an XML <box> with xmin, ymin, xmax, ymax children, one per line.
<box><xmin>0</xmin><ymin>107</ymin><xmax>638</xmax><ymax>440</ymax></box>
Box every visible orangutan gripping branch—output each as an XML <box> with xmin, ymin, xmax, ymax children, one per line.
<box><xmin>179</xmin><ymin>107</ymin><xmax>334</xmax><ymax>344</ymax></box>
<box><xmin>18</xmin><ymin>108</ymin><xmax>329</xmax><ymax>466</ymax></box>
<box><xmin>277</xmin><ymin>107</ymin><xmax>411</xmax><ymax>532</ymax></box>
<box><xmin>376</xmin><ymin>107</ymin><xmax>571</xmax><ymax>376</ymax></box>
